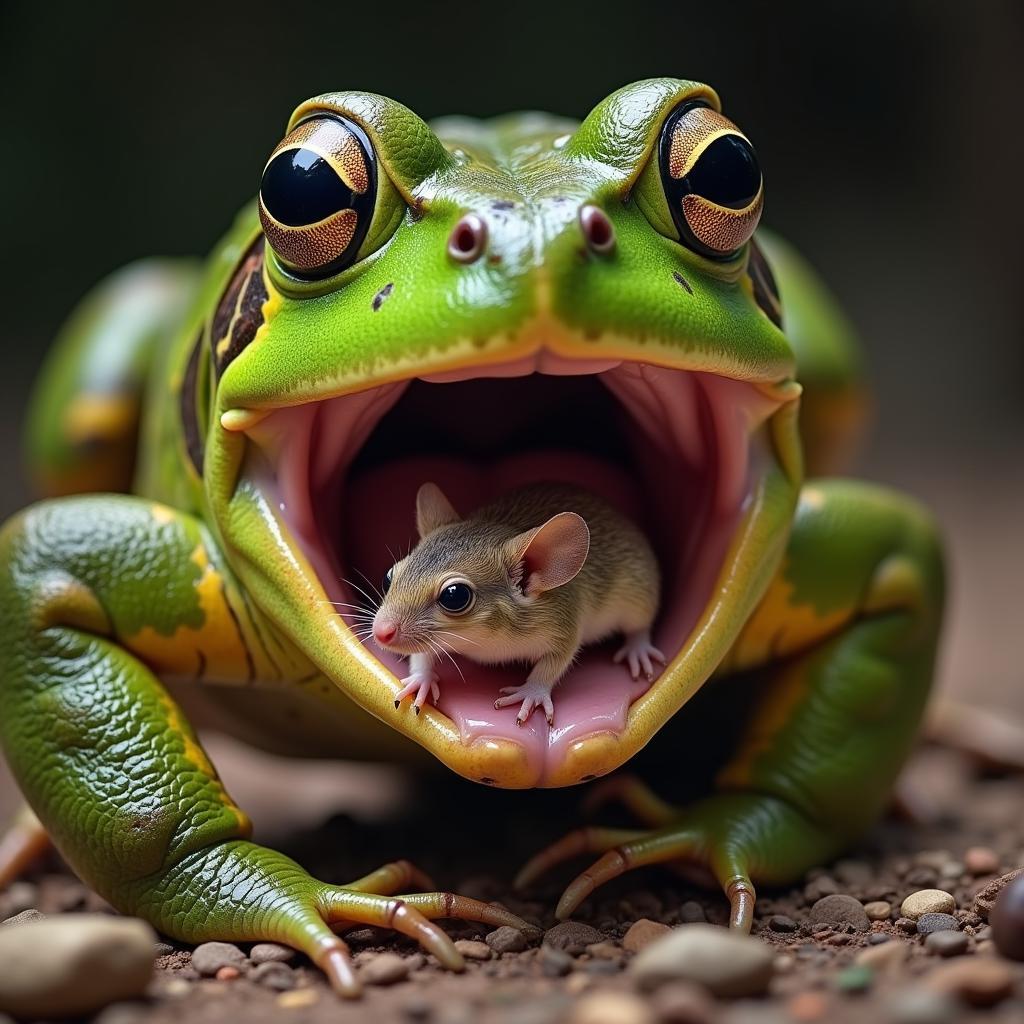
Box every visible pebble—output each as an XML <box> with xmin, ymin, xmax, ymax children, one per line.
<box><xmin>623</xmin><ymin>919</ymin><xmax>671</xmax><ymax>952</ymax></box>
<box><xmin>990</xmin><ymin>872</ymin><xmax>1024</xmax><ymax>960</ymax></box>
<box><xmin>249</xmin><ymin>961</ymin><xmax>295</xmax><ymax>990</ymax></box>
<box><xmin>1</xmin><ymin>908</ymin><xmax>45</xmax><ymax>927</ymax></box>
<box><xmin>916</xmin><ymin>912</ymin><xmax>959</xmax><ymax>935</ymax></box>
<box><xmin>649</xmin><ymin>980</ymin><xmax>716</xmax><ymax>1024</ymax></box>
<box><xmin>925</xmin><ymin>930</ymin><xmax>969</xmax><ymax>957</ymax></box>
<box><xmin>540</xmin><ymin>944</ymin><xmax>573</xmax><ymax>977</ymax></box>
<box><xmin>807</xmin><ymin>894</ymin><xmax>870</xmax><ymax>932</ymax></box>
<box><xmin>767</xmin><ymin>914</ymin><xmax>798</xmax><ymax>933</ymax></box>
<box><xmin>900</xmin><ymin>889</ymin><xmax>955</xmax><ymax>920</ymax></box>
<box><xmin>863</xmin><ymin>900</ymin><xmax>892</xmax><ymax>921</ymax></box>
<box><xmin>361</xmin><ymin>952</ymin><xmax>410</xmax><ymax>985</ymax></box>
<box><xmin>630</xmin><ymin>924</ymin><xmax>774</xmax><ymax>997</ymax></box>
<box><xmin>586</xmin><ymin>942</ymin><xmax>623</xmax><ymax>960</ymax></box>
<box><xmin>453</xmin><ymin>939</ymin><xmax>492</xmax><ymax>961</ymax></box>
<box><xmin>544</xmin><ymin>921</ymin><xmax>604</xmax><ymax>954</ymax></box>
<box><xmin>0</xmin><ymin>914</ymin><xmax>155</xmax><ymax>1018</ymax></box>
<box><xmin>964</xmin><ymin>846</ymin><xmax>1000</xmax><ymax>876</ymax></box>
<box><xmin>486</xmin><ymin>926</ymin><xmax>528</xmax><ymax>954</ymax></box>
<box><xmin>926</xmin><ymin>956</ymin><xmax>1016</xmax><ymax>1007</ymax></box>
<box><xmin>214</xmin><ymin>965</ymin><xmax>240</xmax><ymax>981</ymax></box>
<box><xmin>153</xmin><ymin>942</ymin><xmax>175</xmax><ymax>957</ymax></box>
<box><xmin>250</xmin><ymin>941</ymin><xmax>296</xmax><ymax>964</ymax></box>
<box><xmin>855</xmin><ymin>940</ymin><xmax>908</xmax><ymax>972</ymax></box>
<box><xmin>190</xmin><ymin>940</ymin><xmax>247</xmax><ymax>975</ymax></box>
<box><xmin>835</xmin><ymin>964</ymin><xmax>873</xmax><ymax>993</ymax></box>
<box><xmin>886</xmin><ymin>987</ymin><xmax>961</xmax><ymax>1024</ymax></box>
<box><xmin>569</xmin><ymin>991</ymin><xmax>654</xmax><ymax>1024</ymax></box>
<box><xmin>895</xmin><ymin>917</ymin><xmax>918</xmax><ymax>934</ymax></box>
<box><xmin>678</xmin><ymin>901</ymin><xmax>706</xmax><ymax>924</ymax></box>
<box><xmin>276</xmin><ymin>988</ymin><xmax>319</xmax><ymax>1009</ymax></box>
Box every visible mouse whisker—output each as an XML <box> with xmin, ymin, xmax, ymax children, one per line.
<box><xmin>342</xmin><ymin>576</ymin><xmax>382</xmax><ymax>612</ymax></box>
<box><xmin>434</xmin><ymin>629</ymin><xmax>478</xmax><ymax>648</ymax></box>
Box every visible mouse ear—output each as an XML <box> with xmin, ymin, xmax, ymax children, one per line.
<box><xmin>508</xmin><ymin>512</ymin><xmax>590</xmax><ymax>598</ymax></box>
<box><xmin>416</xmin><ymin>482</ymin><xmax>461</xmax><ymax>537</ymax></box>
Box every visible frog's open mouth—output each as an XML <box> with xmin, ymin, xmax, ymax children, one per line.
<box><xmin>245</xmin><ymin>353</ymin><xmax>793</xmax><ymax>786</ymax></box>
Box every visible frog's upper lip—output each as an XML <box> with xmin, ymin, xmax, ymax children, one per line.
<box><xmin>234</xmin><ymin>345</ymin><xmax>800</xmax><ymax>788</ymax></box>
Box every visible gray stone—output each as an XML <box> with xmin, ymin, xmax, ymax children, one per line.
<box><xmin>486</xmin><ymin>925</ymin><xmax>528</xmax><ymax>954</ymax></box>
<box><xmin>916</xmin><ymin>912</ymin><xmax>958</xmax><ymax>935</ymax></box>
<box><xmin>543</xmin><ymin>920</ymin><xmax>604</xmax><ymax>954</ymax></box>
<box><xmin>630</xmin><ymin>924</ymin><xmax>774</xmax><ymax>997</ymax></box>
<box><xmin>0</xmin><ymin>914</ymin><xmax>154</xmax><ymax>1018</ymax></box>
<box><xmin>925</xmin><ymin>930</ymin><xmax>968</xmax><ymax>957</ymax></box>
<box><xmin>250</xmin><ymin>941</ymin><xmax>296</xmax><ymax>964</ymax></box>
<box><xmin>189</xmin><ymin>940</ymin><xmax>246</xmax><ymax>976</ymax></box>
<box><xmin>540</xmin><ymin>944</ymin><xmax>573</xmax><ymax>976</ymax></box>
<box><xmin>361</xmin><ymin>952</ymin><xmax>409</xmax><ymax>985</ymax></box>
<box><xmin>249</xmin><ymin>961</ymin><xmax>295</xmax><ymax>990</ymax></box>
<box><xmin>807</xmin><ymin>894</ymin><xmax>870</xmax><ymax>932</ymax></box>
<box><xmin>453</xmin><ymin>939</ymin><xmax>492</xmax><ymax>960</ymax></box>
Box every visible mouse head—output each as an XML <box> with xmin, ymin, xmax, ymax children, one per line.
<box><xmin>371</xmin><ymin>482</ymin><xmax>591</xmax><ymax>657</ymax></box>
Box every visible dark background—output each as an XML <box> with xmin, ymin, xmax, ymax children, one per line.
<box><xmin>0</xmin><ymin>2</ymin><xmax>1020</xmax><ymax>816</ymax></box>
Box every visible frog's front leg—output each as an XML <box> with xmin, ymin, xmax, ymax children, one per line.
<box><xmin>519</xmin><ymin>479</ymin><xmax>944</xmax><ymax>929</ymax></box>
<box><xmin>0</xmin><ymin>496</ymin><xmax>530</xmax><ymax>996</ymax></box>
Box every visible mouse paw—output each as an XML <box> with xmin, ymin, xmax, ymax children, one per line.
<box><xmin>494</xmin><ymin>682</ymin><xmax>555</xmax><ymax>726</ymax></box>
<box><xmin>613</xmin><ymin>631</ymin><xmax>666</xmax><ymax>681</ymax></box>
<box><xmin>395</xmin><ymin>670</ymin><xmax>441</xmax><ymax>714</ymax></box>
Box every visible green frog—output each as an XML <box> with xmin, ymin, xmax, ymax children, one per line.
<box><xmin>0</xmin><ymin>79</ymin><xmax>943</xmax><ymax>996</ymax></box>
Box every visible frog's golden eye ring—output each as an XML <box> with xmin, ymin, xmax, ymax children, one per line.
<box><xmin>258</xmin><ymin>115</ymin><xmax>376</xmax><ymax>280</ymax></box>
<box><xmin>658</xmin><ymin>100</ymin><xmax>763</xmax><ymax>260</ymax></box>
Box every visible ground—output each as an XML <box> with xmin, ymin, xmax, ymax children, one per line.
<box><xmin>2</xmin><ymin>729</ymin><xmax>1024</xmax><ymax>1024</ymax></box>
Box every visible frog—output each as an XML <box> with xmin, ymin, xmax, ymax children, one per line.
<box><xmin>0</xmin><ymin>78</ymin><xmax>944</xmax><ymax>996</ymax></box>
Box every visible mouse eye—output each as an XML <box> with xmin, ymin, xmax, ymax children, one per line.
<box><xmin>382</xmin><ymin>567</ymin><xmax>393</xmax><ymax>595</ymax></box>
<box><xmin>635</xmin><ymin>99</ymin><xmax>763</xmax><ymax>261</ymax></box>
<box><xmin>258</xmin><ymin>113</ymin><xmax>403</xmax><ymax>281</ymax></box>
<box><xmin>437</xmin><ymin>580</ymin><xmax>475</xmax><ymax>615</ymax></box>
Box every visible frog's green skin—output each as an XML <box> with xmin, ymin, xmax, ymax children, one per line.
<box><xmin>0</xmin><ymin>79</ymin><xmax>942</xmax><ymax>993</ymax></box>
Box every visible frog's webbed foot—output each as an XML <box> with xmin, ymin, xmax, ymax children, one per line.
<box><xmin>613</xmin><ymin>631</ymin><xmax>666</xmax><ymax>681</ymax></box>
<box><xmin>494</xmin><ymin>680</ymin><xmax>555</xmax><ymax>726</ymax></box>
<box><xmin>395</xmin><ymin>670</ymin><xmax>441</xmax><ymax>713</ymax></box>
<box><xmin>517</xmin><ymin>787</ymin><xmax>834</xmax><ymax>933</ymax></box>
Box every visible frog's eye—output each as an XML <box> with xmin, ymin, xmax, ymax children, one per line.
<box><xmin>635</xmin><ymin>100</ymin><xmax>763</xmax><ymax>260</ymax></box>
<box><xmin>258</xmin><ymin>114</ymin><xmax>402</xmax><ymax>280</ymax></box>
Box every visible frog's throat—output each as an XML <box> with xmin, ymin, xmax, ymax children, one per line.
<box><xmin>225</xmin><ymin>351</ymin><xmax>801</xmax><ymax>789</ymax></box>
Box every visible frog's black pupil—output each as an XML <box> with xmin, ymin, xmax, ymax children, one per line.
<box><xmin>260</xmin><ymin>147</ymin><xmax>355</xmax><ymax>227</ymax></box>
<box><xmin>382</xmin><ymin>568</ymin><xmax>393</xmax><ymax>595</ymax></box>
<box><xmin>438</xmin><ymin>583</ymin><xmax>473</xmax><ymax>613</ymax></box>
<box><xmin>681</xmin><ymin>134</ymin><xmax>761</xmax><ymax>210</ymax></box>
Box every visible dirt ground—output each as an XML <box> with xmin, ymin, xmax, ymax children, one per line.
<box><xmin>3</xmin><ymin>733</ymin><xmax>1024</xmax><ymax>1024</ymax></box>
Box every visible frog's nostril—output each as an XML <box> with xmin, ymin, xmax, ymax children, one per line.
<box><xmin>580</xmin><ymin>204</ymin><xmax>616</xmax><ymax>255</ymax></box>
<box><xmin>447</xmin><ymin>214</ymin><xmax>488</xmax><ymax>263</ymax></box>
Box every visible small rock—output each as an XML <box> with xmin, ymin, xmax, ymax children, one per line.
<box><xmin>543</xmin><ymin>921</ymin><xmax>604</xmax><ymax>955</ymax></box>
<box><xmin>1</xmin><ymin>908</ymin><xmax>45</xmax><ymax>928</ymax></box>
<box><xmin>974</xmin><ymin>867</ymin><xmax>1023</xmax><ymax>919</ymax></box>
<box><xmin>623</xmin><ymin>919</ymin><xmax>671</xmax><ymax>953</ymax></box>
<box><xmin>587</xmin><ymin>941</ymin><xmax>623</xmax><ymax>960</ymax></box>
<box><xmin>453</xmin><ymin>939</ymin><xmax>492</xmax><ymax>961</ymax></box>
<box><xmin>540</xmin><ymin>944</ymin><xmax>573</xmax><ymax>977</ymax></box>
<box><xmin>925</xmin><ymin>930</ymin><xmax>968</xmax><ymax>957</ymax></box>
<box><xmin>569</xmin><ymin>991</ymin><xmax>653</xmax><ymax>1024</ymax></box>
<box><xmin>214</xmin><ymin>965</ymin><xmax>240</xmax><ymax>981</ymax></box>
<box><xmin>895</xmin><ymin>916</ymin><xmax>918</xmax><ymax>934</ymax></box>
<box><xmin>190</xmin><ymin>941</ymin><xmax>246</xmax><ymax>976</ymax></box>
<box><xmin>855</xmin><ymin>940</ymin><xmax>908</xmax><ymax>972</ymax></box>
<box><xmin>678</xmin><ymin>901</ymin><xmax>706</xmax><ymax>924</ymax></box>
<box><xmin>807</xmin><ymin>894</ymin><xmax>870</xmax><ymax>931</ymax></box>
<box><xmin>767</xmin><ymin>914</ymin><xmax>798</xmax><ymax>933</ymax></box>
<box><xmin>361</xmin><ymin>952</ymin><xmax>409</xmax><ymax>985</ymax></box>
<box><xmin>863</xmin><ymin>900</ymin><xmax>892</xmax><ymax>921</ymax></box>
<box><xmin>153</xmin><ymin>942</ymin><xmax>175</xmax><ymax>957</ymax></box>
<box><xmin>249</xmin><ymin>961</ymin><xmax>295</xmax><ymax>990</ymax></box>
<box><xmin>630</xmin><ymin>924</ymin><xmax>774</xmax><ymax>997</ymax></box>
<box><xmin>963</xmin><ymin>846</ymin><xmax>1000</xmax><ymax>876</ymax></box>
<box><xmin>486</xmin><ymin>926</ymin><xmax>527</xmax><ymax>954</ymax></box>
<box><xmin>835</xmin><ymin>964</ymin><xmax>873</xmax><ymax>993</ymax></box>
<box><xmin>900</xmin><ymin>889</ymin><xmax>955</xmax><ymax>920</ymax></box>
<box><xmin>0</xmin><ymin>914</ymin><xmax>154</xmax><ymax>1018</ymax></box>
<box><xmin>916</xmin><ymin>912</ymin><xmax>958</xmax><ymax>935</ymax></box>
<box><xmin>276</xmin><ymin>988</ymin><xmax>319</xmax><ymax>1009</ymax></box>
<box><xmin>926</xmin><ymin>956</ymin><xmax>1016</xmax><ymax>1007</ymax></box>
<box><xmin>990</xmin><ymin>872</ymin><xmax>1024</xmax><ymax>960</ymax></box>
<box><xmin>649</xmin><ymin>980</ymin><xmax>716</xmax><ymax>1024</ymax></box>
<box><xmin>886</xmin><ymin>987</ymin><xmax>961</xmax><ymax>1024</ymax></box>
<box><xmin>250</xmin><ymin>942</ymin><xmax>296</xmax><ymax>964</ymax></box>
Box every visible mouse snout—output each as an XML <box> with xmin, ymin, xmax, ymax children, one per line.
<box><xmin>372</xmin><ymin>614</ymin><xmax>399</xmax><ymax>647</ymax></box>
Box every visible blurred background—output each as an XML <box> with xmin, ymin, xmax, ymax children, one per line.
<box><xmin>0</xmin><ymin>1</ymin><xmax>1020</xmax><ymax>822</ymax></box>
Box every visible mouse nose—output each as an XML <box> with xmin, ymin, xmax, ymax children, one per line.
<box><xmin>373</xmin><ymin>617</ymin><xmax>398</xmax><ymax>646</ymax></box>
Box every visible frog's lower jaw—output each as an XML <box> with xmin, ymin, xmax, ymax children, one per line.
<box><xmin>239</xmin><ymin>354</ymin><xmax>798</xmax><ymax>788</ymax></box>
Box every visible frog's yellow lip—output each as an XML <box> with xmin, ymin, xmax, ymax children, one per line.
<box><xmin>237</xmin><ymin>348</ymin><xmax>799</xmax><ymax>787</ymax></box>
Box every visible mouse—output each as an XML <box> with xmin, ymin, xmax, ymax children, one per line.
<box><xmin>370</xmin><ymin>480</ymin><xmax>665</xmax><ymax>725</ymax></box>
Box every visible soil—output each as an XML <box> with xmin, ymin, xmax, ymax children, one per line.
<box><xmin>3</xmin><ymin>740</ymin><xmax>1024</xmax><ymax>1024</ymax></box>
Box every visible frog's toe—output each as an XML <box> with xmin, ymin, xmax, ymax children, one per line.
<box><xmin>394</xmin><ymin>892</ymin><xmax>540</xmax><ymax>935</ymax></box>
<box><xmin>580</xmin><ymin>773</ymin><xmax>679</xmax><ymax>827</ymax></box>
<box><xmin>346</xmin><ymin>858</ymin><xmax>436</xmax><ymax>895</ymax></box>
